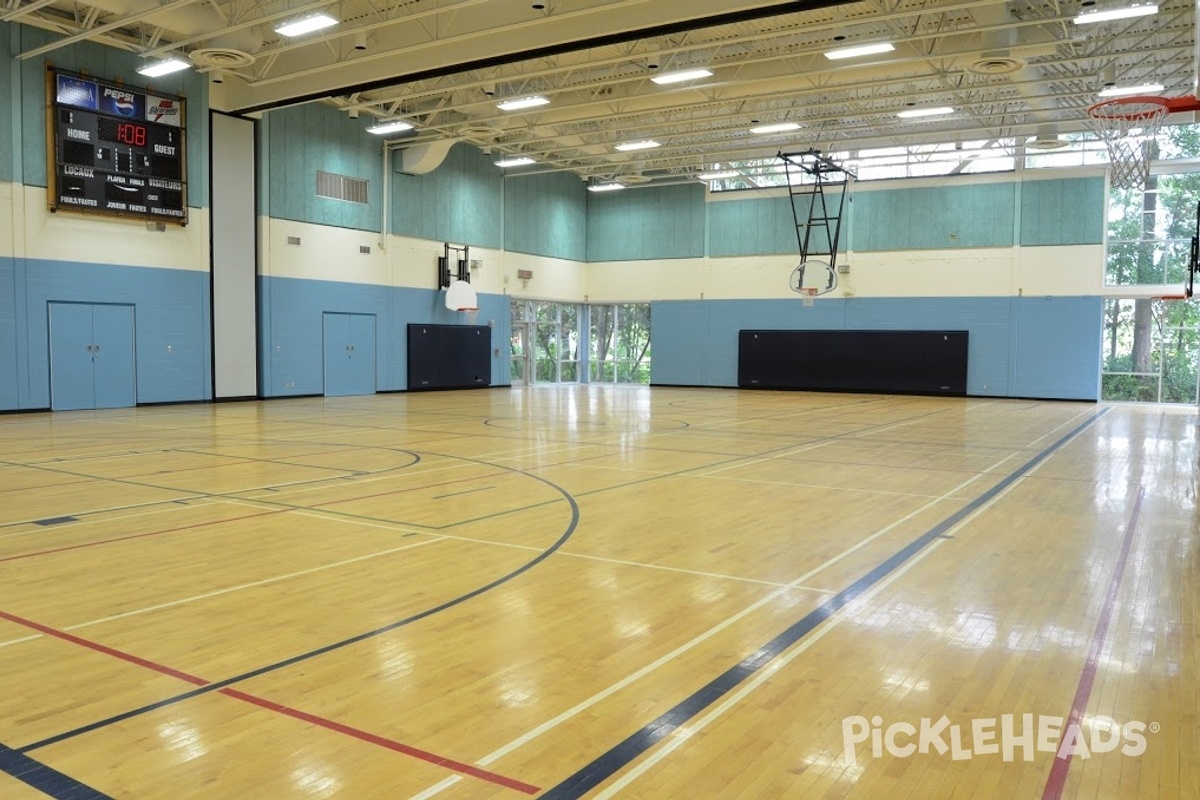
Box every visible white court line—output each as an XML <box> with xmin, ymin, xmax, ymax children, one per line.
<box><xmin>0</xmin><ymin>499</ymin><xmax>222</xmax><ymax>542</ymax></box>
<box><xmin>0</xmin><ymin>495</ymin><xmax>212</xmax><ymax>533</ymax></box>
<box><xmin>0</xmin><ymin>536</ymin><xmax>445</xmax><ymax>651</ymax></box>
<box><xmin>406</xmin><ymin>451</ymin><xmax>1018</xmax><ymax>800</ymax></box>
<box><xmin>591</xmin><ymin>539</ymin><xmax>948</xmax><ymax>799</ymax></box>
<box><xmin>580</xmin><ymin>410</ymin><xmax>1107</xmax><ymax>798</ymax></box>
<box><xmin>694</xmin><ymin>473</ymin><xmax>947</xmax><ymax>500</ymax></box>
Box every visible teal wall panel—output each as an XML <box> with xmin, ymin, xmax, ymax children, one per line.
<box><xmin>1020</xmin><ymin>177</ymin><xmax>1105</xmax><ymax>246</ymax></box>
<box><xmin>707</xmin><ymin>196</ymin><xmax>798</xmax><ymax>256</ymax></box>
<box><xmin>587</xmin><ymin>183</ymin><xmax>705</xmax><ymax>262</ymax></box>
<box><xmin>1</xmin><ymin>25</ymin><xmax>14</xmax><ymax>183</ymax></box>
<box><xmin>392</xmin><ymin>143</ymin><xmax>503</xmax><ymax>248</ymax></box>
<box><xmin>851</xmin><ymin>182</ymin><xmax>1015</xmax><ymax>251</ymax></box>
<box><xmin>14</xmin><ymin>25</ymin><xmax>209</xmax><ymax>206</ymax></box>
<box><xmin>266</xmin><ymin>102</ymin><xmax>383</xmax><ymax>232</ymax></box>
<box><xmin>504</xmin><ymin>171</ymin><xmax>587</xmax><ymax>261</ymax></box>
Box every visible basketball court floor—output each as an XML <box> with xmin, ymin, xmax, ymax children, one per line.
<box><xmin>0</xmin><ymin>387</ymin><xmax>1195</xmax><ymax>799</ymax></box>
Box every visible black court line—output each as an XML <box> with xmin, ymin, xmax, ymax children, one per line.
<box><xmin>432</xmin><ymin>486</ymin><xmax>495</xmax><ymax>500</ymax></box>
<box><xmin>539</xmin><ymin>408</ymin><xmax>1109</xmax><ymax>799</ymax></box>
<box><xmin>18</xmin><ymin>457</ymin><xmax>581</xmax><ymax>754</ymax></box>
<box><xmin>0</xmin><ymin>742</ymin><xmax>112</xmax><ymax>799</ymax></box>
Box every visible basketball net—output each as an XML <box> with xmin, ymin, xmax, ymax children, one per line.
<box><xmin>459</xmin><ymin>307</ymin><xmax>480</xmax><ymax>325</ymax></box>
<box><xmin>800</xmin><ymin>288</ymin><xmax>817</xmax><ymax>308</ymax></box>
<box><xmin>1087</xmin><ymin>96</ymin><xmax>1170</xmax><ymax>191</ymax></box>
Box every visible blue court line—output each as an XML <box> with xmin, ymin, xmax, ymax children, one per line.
<box><xmin>18</xmin><ymin>460</ymin><xmax>581</xmax><ymax>754</ymax></box>
<box><xmin>539</xmin><ymin>408</ymin><xmax>1109</xmax><ymax>799</ymax></box>
<box><xmin>0</xmin><ymin>743</ymin><xmax>113</xmax><ymax>799</ymax></box>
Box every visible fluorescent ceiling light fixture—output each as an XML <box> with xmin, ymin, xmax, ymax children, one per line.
<box><xmin>896</xmin><ymin>106</ymin><xmax>954</xmax><ymax>118</ymax></box>
<box><xmin>275</xmin><ymin>12</ymin><xmax>339</xmax><ymax>37</ymax></box>
<box><xmin>614</xmin><ymin>140</ymin><xmax>660</xmax><ymax>151</ymax></box>
<box><xmin>497</xmin><ymin>95</ymin><xmax>550</xmax><ymax>111</ymax></box>
<box><xmin>495</xmin><ymin>156</ymin><xmax>536</xmax><ymax>167</ymax></box>
<box><xmin>697</xmin><ymin>170</ymin><xmax>740</xmax><ymax>180</ymax></box>
<box><xmin>824</xmin><ymin>42</ymin><xmax>895</xmax><ymax>60</ymax></box>
<box><xmin>588</xmin><ymin>182</ymin><xmax>625</xmax><ymax>192</ymax></box>
<box><xmin>1098</xmin><ymin>82</ymin><xmax>1166</xmax><ymax>97</ymax></box>
<box><xmin>750</xmin><ymin>122</ymin><xmax>800</xmax><ymax>134</ymax></box>
<box><xmin>366</xmin><ymin>120</ymin><xmax>413</xmax><ymax>135</ymax></box>
<box><xmin>1074</xmin><ymin>4</ymin><xmax>1158</xmax><ymax>24</ymax></box>
<box><xmin>650</xmin><ymin>68</ymin><xmax>714</xmax><ymax>85</ymax></box>
<box><xmin>137</xmin><ymin>57</ymin><xmax>190</xmax><ymax>77</ymax></box>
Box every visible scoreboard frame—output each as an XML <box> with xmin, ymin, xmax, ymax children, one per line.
<box><xmin>45</xmin><ymin>67</ymin><xmax>189</xmax><ymax>226</ymax></box>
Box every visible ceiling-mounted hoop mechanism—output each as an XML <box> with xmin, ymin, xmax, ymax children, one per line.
<box><xmin>779</xmin><ymin>149</ymin><xmax>856</xmax><ymax>298</ymax></box>
<box><xmin>438</xmin><ymin>242</ymin><xmax>471</xmax><ymax>288</ymax></box>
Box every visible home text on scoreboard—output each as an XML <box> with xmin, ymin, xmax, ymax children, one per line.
<box><xmin>47</xmin><ymin>68</ymin><xmax>188</xmax><ymax>225</ymax></box>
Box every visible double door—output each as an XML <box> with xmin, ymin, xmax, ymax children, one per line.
<box><xmin>323</xmin><ymin>312</ymin><xmax>377</xmax><ymax>396</ymax></box>
<box><xmin>49</xmin><ymin>302</ymin><xmax>136</xmax><ymax>411</ymax></box>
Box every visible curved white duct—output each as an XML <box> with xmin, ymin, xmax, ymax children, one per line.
<box><xmin>400</xmin><ymin>140</ymin><xmax>458</xmax><ymax>174</ymax></box>
<box><xmin>78</xmin><ymin>0</ymin><xmax>263</xmax><ymax>54</ymax></box>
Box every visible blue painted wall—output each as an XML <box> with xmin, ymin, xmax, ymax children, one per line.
<box><xmin>650</xmin><ymin>296</ymin><xmax>1101</xmax><ymax>400</ymax></box>
<box><xmin>504</xmin><ymin>171</ymin><xmax>587</xmax><ymax>261</ymax></box>
<box><xmin>392</xmin><ymin>143</ymin><xmax>503</xmax><ymax>248</ymax></box>
<box><xmin>1019</xmin><ymin>177</ymin><xmax>1105</xmax><ymax>246</ymax></box>
<box><xmin>587</xmin><ymin>183</ymin><xmax>706</xmax><ymax>261</ymax></box>
<box><xmin>0</xmin><ymin>259</ymin><xmax>210</xmax><ymax>410</ymax></box>
<box><xmin>851</xmin><ymin>183</ymin><xmax>1016</xmax><ymax>251</ymax></box>
<box><xmin>259</xmin><ymin>276</ymin><xmax>510</xmax><ymax>396</ymax></box>
<box><xmin>10</xmin><ymin>24</ymin><xmax>209</xmax><ymax>206</ymax></box>
<box><xmin>265</xmin><ymin>103</ymin><xmax>384</xmax><ymax>231</ymax></box>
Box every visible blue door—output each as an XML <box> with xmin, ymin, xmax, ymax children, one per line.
<box><xmin>49</xmin><ymin>302</ymin><xmax>136</xmax><ymax>410</ymax></box>
<box><xmin>323</xmin><ymin>312</ymin><xmax>377</xmax><ymax>396</ymax></box>
<box><xmin>92</xmin><ymin>304</ymin><xmax>136</xmax><ymax>409</ymax></box>
<box><xmin>49</xmin><ymin>303</ymin><xmax>95</xmax><ymax>411</ymax></box>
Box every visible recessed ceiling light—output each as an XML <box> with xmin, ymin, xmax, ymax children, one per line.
<box><xmin>136</xmin><ymin>57</ymin><xmax>190</xmax><ymax>77</ymax></box>
<box><xmin>750</xmin><ymin>122</ymin><xmax>800</xmax><ymax>134</ymax></box>
<box><xmin>497</xmin><ymin>96</ymin><xmax>550</xmax><ymax>111</ymax></box>
<box><xmin>896</xmin><ymin>106</ymin><xmax>954</xmax><ymax>119</ymax></box>
<box><xmin>614</xmin><ymin>140</ymin><xmax>660</xmax><ymax>151</ymax></box>
<box><xmin>824</xmin><ymin>42</ymin><xmax>895</xmax><ymax>60</ymax></box>
<box><xmin>1098</xmin><ymin>82</ymin><xmax>1166</xmax><ymax>97</ymax></box>
<box><xmin>495</xmin><ymin>157</ymin><xmax>537</xmax><ymax>167</ymax></box>
<box><xmin>588</xmin><ymin>182</ymin><xmax>626</xmax><ymax>192</ymax></box>
<box><xmin>366</xmin><ymin>120</ymin><xmax>414</xmax><ymax>135</ymax></box>
<box><xmin>1074</xmin><ymin>4</ymin><xmax>1158</xmax><ymax>24</ymax></box>
<box><xmin>697</xmin><ymin>170</ymin><xmax>740</xmax><ymax>180</ymax></box>
<box><xmin>274</xmin><ymin>12</ymin><xmax>338</xmax><ymax>37</ymax></box>
<box><xmin>650</xmin><ymin>68</ymin><xmax>714</xmax><ymax>85</ymax></box>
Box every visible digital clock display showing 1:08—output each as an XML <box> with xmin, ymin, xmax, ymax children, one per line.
<box><xmin>116</xmin><ymin>122</ymin><xmax>147</xmax><ymax>146</ymax></box>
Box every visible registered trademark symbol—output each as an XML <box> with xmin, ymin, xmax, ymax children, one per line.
<box><xmin>1150</xmin><ymin>722</ymin><xmax>1161</xmax><ymax>733</ymax></box>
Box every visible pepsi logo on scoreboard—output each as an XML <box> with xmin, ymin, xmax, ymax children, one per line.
<box><xmin>99</xmin><ymin>86</ymin><xmax>145</xmax><ymax>119</ymax></box>
<box><xmin>145</xmin><ymin>95</ymin><xmax>182</xmax><ymax>127</ymax></box>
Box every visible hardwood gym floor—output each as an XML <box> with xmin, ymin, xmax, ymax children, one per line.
<box><xmin>0</xmin><ymin>387</ymin><xmax>1195</xmax><ymax>799</ymax></box>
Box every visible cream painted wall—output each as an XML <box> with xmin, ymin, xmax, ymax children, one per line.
<box><xmin>3</xmin><ymin>184</ymin><xmax>209</xmax><ymax>271</ymax></box>
<box><xmin>260</xmin><ymin>217</ymin><xmax>588</xmax><ymax>301</ymax></box>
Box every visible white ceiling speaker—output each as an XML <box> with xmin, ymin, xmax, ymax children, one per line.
<box><xmin>1027</xmin><ymin>125</ymin><xmax>1067</xmax><ymax>150</ymax></box>
<box><xmin>190</xmin><ymin>47</ymin><xmax>256</xmax><ymax>70</ymax></box>
<box><xmin>966</xmin><ymin>54</ymin><xmax>1026</xmax><ymax>75</ymax></box>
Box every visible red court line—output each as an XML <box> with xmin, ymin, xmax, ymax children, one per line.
<box><xmin>0</xmin><ymin>509</ymin><xmax>287</xmax><ymax>564</ymax></box>
<box><xmin>221</xmin><ymin>689</ymin><xmax>540</xmax><ymax>794</ymax></box>
<box><xmin>1</xmin><ymin>610</ymin><xmax>539</xmax><ymax>794</ymax></box>
<box><xmin>1041</xmin><ymin>485</ymin><xmax>1145</xmax><ymax>800</ymax></box>
<box><xmin>308</xmin><ymin>471</ymin><xmax>509</xmax><ymax>508</ymax></box>
<box><xmin>0</xmin><ymin>609</ymin><xmax>208</xmax><ymax>685</ymax></box>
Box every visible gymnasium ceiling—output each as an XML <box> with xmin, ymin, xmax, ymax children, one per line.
<box><xmin>4</xmin><ymin>0</ymin><xmax>1196</xmax><ymax>184</ymax></box>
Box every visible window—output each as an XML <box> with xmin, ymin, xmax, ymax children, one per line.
<box><xmin>589</xmin><ymin>304</ymin><xmax>651</xmax><ymax>384</ymax></box>
<box><xmin>1101</xmin><ymin>298</ymin><xmax>1200</xmax><ymax>404</ymax></box>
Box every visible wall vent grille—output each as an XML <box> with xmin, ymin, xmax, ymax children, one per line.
<box><xmin>317</xmin><ymin>170</ymin><xmax>369</xmax><ymax>204</ymax></box>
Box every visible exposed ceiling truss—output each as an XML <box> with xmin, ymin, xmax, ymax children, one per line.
<box><xmin>4</xmin><ymin>0</ymin><xmax>1195</xmax><ymax>184</ymax></box>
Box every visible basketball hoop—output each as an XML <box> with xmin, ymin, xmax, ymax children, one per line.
<box><xmin>800</xmin><ymin>287</ymin><xmax>817</xmax><ymax>308</ymax></box>
<box><xmin>1087</xmin><ymin>96</ymin><xmax>1170</xmax><ymax>190</ymax></box>
<box><xmin>458</xmin><ymin>307</ymin><xmax>480</xmax><ymax>325</ymax></box>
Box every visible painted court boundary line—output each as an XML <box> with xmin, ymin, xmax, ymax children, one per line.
<box><xmin>0</xmin><ymin>608</ymin><xmax>538</xmax><ymax>795</ymax></box>
<box><xmin>0</xmin><ymin>742</ymin><xmax>112</xmax><ymax>800</ymax></box>
<box><xmin>1041</xmin><ymin>484</ymin><xmax>1145</xmax><ymax>800</ymax></box>
<box><xmin>538</xmin><ymin>408</ymin><xmax>1109</xmax><ymax>799</ymax></box>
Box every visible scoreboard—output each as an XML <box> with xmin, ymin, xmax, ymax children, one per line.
<box><xmin>48</xmin><ymin>69</ymin><xmax>188</xmax><ymax>225</ymax></box>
